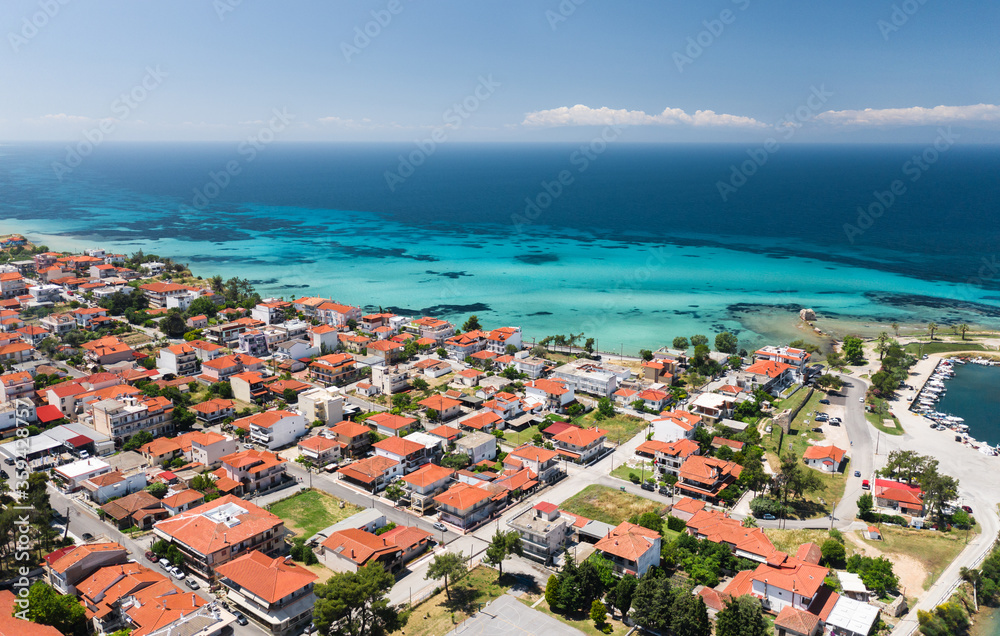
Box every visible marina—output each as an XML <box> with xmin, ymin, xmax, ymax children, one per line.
<box><xmin>909</xmin><ymin>356</ymin><xmax>1000</xmax><ymax>453</ymax></box>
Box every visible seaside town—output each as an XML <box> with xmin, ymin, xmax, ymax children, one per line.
<box><xmin>0</xmin><ymin>236</ymin><xmax>997</xmax><ymax>636</ymax></box>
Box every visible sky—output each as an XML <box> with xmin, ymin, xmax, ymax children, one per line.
<box><xmin>1</xmin><ymin>0</ymin><xmax>999</xmax><ymax>143</ymax></box>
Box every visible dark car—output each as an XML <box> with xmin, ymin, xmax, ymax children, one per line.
<box><xmin>641</xmin><ymin>481</ymin><xmax>655</xmax><ymax>491</ymax></box>
<box><xmin>235</xmin><ymin>613</ymin><xmax>249</xmax><ymax>626</ymax></box>
<box><xmin>3</xmin><ymin>458</ymin><xmax>13</xmax><ymax>466</ymax></box>
<box><xmin>762</xmin><ymin>514</ymin><xmax>776</xmax><ymax>520</ymax></box>
<box><xmin>819</xmin><ymin>399</ymin><xmax>830</xmax><ymax>405</ymax></box>
<box><xmin>81</xmin><ymin>533</ymin><xmax>94</xmax><ymax>541</ymax></box>
<box><xmin>962</xmin><ymin>505</ymin><xmax>973</xmax><ymax>514</ymax></box>
<box><xmin>145</xmin><ymin>551</ymin><xmax>157</xmax><ymax>562</ymax></box>
<box><xmin>854</xmin><ymin>470</ymin><xmax>861</xmax><ymax>477</ymax></box>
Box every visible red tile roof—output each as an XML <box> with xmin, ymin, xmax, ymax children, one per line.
<box><xmin>215</xmin><ymin>550</ymin><xmax>316</xmax><ymax>603</ymax></box>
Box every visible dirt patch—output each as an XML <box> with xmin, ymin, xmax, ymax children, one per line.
<box><xmin>845</xmin><ymin>531</ymin><xmax>926</xmax><ymax>594</ymax></box>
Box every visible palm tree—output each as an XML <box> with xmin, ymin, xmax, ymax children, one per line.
<box><xmin>959</xmin><ymin>323</ymin><xmax>970</xmax><ymax>341</ymax></box>
<box><xmin>927</xmin><ymin>322</ymin><xmax>938</xmax><ymax>341</ymax></box>
<box><xmin>961</xmin><ymin>567</ymin><xmax>982</xmax><ymax>611</ymax></box>
<box><xmin>890</xmin><ymin>322</ymin><xmax>900</xmax><ymax>337</ymax></box>
<box><xmin>875</xmin><ymin>340</ymin><xmax>890</xmax><ymax>361</ymax></box>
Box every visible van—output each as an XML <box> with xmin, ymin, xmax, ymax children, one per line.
<box><xmin>862</xmin><ymin>479</ymin><xmax>870</xmax><ymax>490</ymax></box>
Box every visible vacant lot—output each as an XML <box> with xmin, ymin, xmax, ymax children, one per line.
<box><xmin>561</xmin><ymin>485</ymin><xmax>665</xmax><ymax>526</ymax></box>
<box><xmin>395</xmin><ymin>566</ymin><xmax>522</xmax><ymax>636</ymax></box>
<box><xmin>268</xmin><ymin>489</ymin><xmax>363</xmax><ymax>539</ymax></box>
<box><xmin>857</xmin><ymin>525</ymin><xmax>974</xmax><ymax>590</ymax></box>
<box><xmin>904</xmin><ymin>342</ymin><xmax>985</xmax><ymax>355</ymax></box>
<box><xmin>762</xmin><ymin>528</ymin><xmax>859</xmax><ymax>558</ymax></box>
<box><xmin>610</xmin><ymin>460</ymin><xmax>655</xmax><ymax>484</ymax></box>
<box><xmin>573</xmin><ymin>411</ymin><xmax>648</xmax><ymax>446</ymax></box>
<box><xmin>519</xmin><ymin>592</ymin><xmax>630</xmax><ymax>636</ymax></box>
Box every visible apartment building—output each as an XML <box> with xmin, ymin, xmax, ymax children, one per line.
<box><xmin>91</xmin><ymin>395</ymin><xmax>174</xmax><ymax>446</ymax></box>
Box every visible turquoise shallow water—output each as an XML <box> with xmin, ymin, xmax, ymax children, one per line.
<box><xmin>3</xmin><ymin>143</ymin><xmax>1000</xmax><ymax>353</ymax></box>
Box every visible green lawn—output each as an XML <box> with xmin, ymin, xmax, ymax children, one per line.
<box><xmin>904</xmin><ymin>342</ymin><xmax>986</xmax><ymax>356</ymax></box>
<box><xmin>762</xmin><ymin>528</ymin><xmax>859</xmax><ymax>557</ymax></box>
<box><xmin>519</xmin><ymin>595</ymin><xmax>630</xmax><ymax>636</ymax></box>
<box><xmin>573</xmin><ymin>411</ymin><xmax>648</xmax><ymax>446</ymax></box>
<box><xmin>610</xmin><ymin>461</ymin><xmax>655</xmax><ymax>483</ymax></box>
<box><xmin>268</xmin><ymin>489</ymin><xmax>363</xmax><ymax>539</ymax></box>
<box><xmin>503</xmin><ymin>423</ymin><xmax>542</xmax><ymax>446</ymax></box>
<box><xmin>561</xmin><ymin>485</ymin><xmax>665</xmax><ymax>526</ymax></box>
<box><xmin>865</xmin><ymin>397</ymin><xmax>904</xmax><ymax>435</ymax></box>
<box><xmin>394</xmin><ymin>566</ymin><xmax>520</xmax><ymax>636</ymax></box>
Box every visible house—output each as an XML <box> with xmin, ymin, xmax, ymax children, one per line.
<box><xmin>651</xmin><ymin>410</ymin><xmax>702</xmax><ymax>443</ymax></box>
<box><xmin>139</xmin><ymin>282</ymin><xmax>188</xmax><ymax>308</ymax></box>
<box><xmin>367</xmin><ymin>339</ymin><xmax>405</xmax><ymax>362</ymax></box>
<box><xmin>381</xmin><ymin>525</ymin><xmax>433</xmax><ymax>563</ymax></box>
<box><xmin>16</xmin><ymin>324</ymin><xmax>48</xmax><ymax>345</ymax></box>
<box><xmin>316</xmin><ymin>301</ymin><xmax>362</xmax><ymax>327</ymax></box>
<box><xmin>139</xmin><ymin>437</ymin><xmax>182</xmax><ymax>467</ymax></box>
<box><xmin>594</xmin><ymin>522</ymin><xmax>661</xmax><ymax>577</ymax></box>
<box><xmin>216</xmin><ymin>550</ymin><xmax>318</xmax><ymax>636</ymax></box>
<box><xmin>482</xmin><ymin>391</ymin><xmax>523</xmax><ymax>421</ymax></box>
<box><xmin>746</xmin><ymin>552</ymin><xmax>829</xmax><ymax>613</ymax></box>
<box><xmin>551</xmin><ymin>361</ymin><xmax>624</xmax><ymax>397</ymax></box>
<box><xmin>711</xmin><ymin>437</ymin><xmax>745</xmax><ymax>453</ymax></box>
<box><xmin>186</xmin><ymin>314</ymin><xmax>208</xmax><ymax>329</ymax></box>
<box><xmin>401</xmin><ymin>463</ymin><xmax>455</xmax><ymax>514</ymax></box>
<box><xmin>0</xmin><ymin>370</ymin><xmax>32</xmax><ymax>404</ymax></box>
<box><xmin>675</xmin><ymin>455</ymin><xmax>743</xmax><ymax>503</ymax></box>
<box><xmin>327</xmin><ymin>421</ymin><xmax>373</xmax><ymax>457</ymax></box>
<box><xmin>100</xmin><ymin>490</ymin><xmax>167</xmax><ymax>530</ymax></box>
<box><xmin>404</xmin><ymin>316</ymin><xmax>455</xmax><ymax>343</ymax></box>
<box><xmin>45</xmin><ymin>542</ymin><xmax>129</xmax><ymax>594</ymax></box>
<box><xmin>755</xmin><ymin>345</ymin><xmax>812</xmax><ymax>381</ymax></box>
<box><xmin>152</xmin><ymin>495</ymin><xmax>286</xmax><ymax>577</ymax></box>
<box><xmin>236</xmin><ymin>410</ymin><xmax>307</xmax><ymax>450</ymax></box>
<box><xmin>238</xmin><ymin>329</ymin><xmax>270</xmax><ymax>357</ymax></box>
<box><xmin>641</xmin><ymin>359</ymin><xmax>674</xmax><ymax>384</ymax></box>
<box><xmin>802</xmin><ymin>444</ymin><xmax>847</xmax><ymax>472</ymax></box>
<box><xmin>297</xmin><ymin>435</ymin><xmax>344</xmax><ymax>467</ymax></box>
<box><xmin>373</xmin><ymin>436</ymin><xmax>434</xmax><ymax>474</ymax></box>
<box><xmin>863</xmin><ymin>526</ymin><xmax>882</xmax><ymax>540</ymax></box>
<box><xmin>824</xmin><ymin>596</ymin><xmax>881</xmax><ymax>636</ymax></box>
<box><xmin>338</xmin><ymin>455</ymin><xmax>402</xmax><ymax>492</ymax></box>
<box><xmin>685</xmin><ymin>509</ymin><xmax>777</xmax><ymax>563</ymax></box>
<box><xmin>419</xmin><ymin>394</ymin><xmax>463</xmax><ymax>421</ymax></box>
<box><xmin>297</xmin><ymin>386</ymin><xmax>345</xmax><ymax>424</ymax></box>
<box><xmin>524</xmin><ymin>378</ymin><xmax>575</xmax><ymax>412</ymax></box>
<box><xmin>458</xmin><ymin>410</ymin><xmax>503</xmax><ymax>433</ymax></box>
<box><xmin>54</xmin><ymin>457</ymin><xmax>114</xmax><ymax>491</ymax></box>
<box><xmin>485</xmin><ymin>327</ymin><xmax>521</xmax><ymax>354</ymax></box>
<box><xmin>81</xmin><ymin>469</ymin><xmax>147</xmax><ymax>504</ymax></box>
<box><xmin>504</xmin><ymin>444</ymin><xmax>562</xmax><ymax>483</ymax></box>
<box><xmin>668</xmin><ymin>497</ymin><xmax>706</xmax><ymax>522</ymax></box>
<box><xmin>251</xmin><ymin>300</ymin><xmax>291</xmax><ymax>325</ymax></box>
<box><xmin>319</xmin><ymin>528</ymin><xmax>403</xmax><ymax>574</ymax></box>
<box><xmin>508</xmin><ymin>502</ymin><xmax>570</xmax><ymax>565</ymax></box>
<box><xmin>90</xmin><ymin>395</ymin><xmax>174</xmax><ymax>446</ymax></box>
<box><xmin>81</xmin><ymin>336</ymin><xmax>133</xmax><ymax>366</ymax></box>
<box><xmin>455</xmin><ymin>368</ymin><xmax>483</xmax><ymax>386</ymax></box>
<box><xmin>199</xmin><ymin>353</ymin><xmax>264</xmax><ymax>384</ymax></box>
<box><xmin>454</xmin><ymin>431</ymin><xmax>497</xmax><ymax>464</ymax></box>
<box><xmin>309</xmin><ymin>353</ymin><xmax>357</xmax><ymax>386</ymax></box>
<box><xmin>740</xmin><ymin>360</ymin><xmax>797</xmax><ymax>395</ymax></box>
<box><xmin>636</xmin><ymin>388</ymin><xmax>669</xmax><ymax>411</ymax></box>
<box><xmin>367</xmin><ymin>412</ymin><xmax>419</xmax><ymax>437</ymax></box>
<box><xmin>308</xmin><ymin>323</ymin><xmax>339</xmax><ymax>351</ymax></box>
<box><xmin>434</xmin><ymin>482</ymin><xmax>494</xmax><ymax>530</ymax></box>
<box><xmin>231</xmin><ymin>370</ymin><xmax>269</xmax><ymax>403</ymax></box>
<box><xmin>190</xmin><ymin>397</ymin><xmax>236</xmax><ymax>423</ymax></box>
<box><xmin>185</xmin><ymin>431</ymin><xmax>238</xmax><ymax>468</ymax></box>
<box><xmin>687</xmin><ymin>392</ymin><xmax>735</xmax><ymax>422</ymax></box>
<box><xmin>293</xmin><ymin>296</ymin><xmax>329</xmax><ymax>316</ymax></box>
<box><xmin>552</xmin><ymin>426</ymin><xmax>606</xmax><ymax>464</ymax></box>
<box><xmin>218</xmin><ymin>449</ymin><xmax>288</xmax><ymax>494</ymax></box>
<box><xmin>156</xmin><ymin>342</ymin><xmax>200</xmax><ymax>376</ymax></box>
<box><xmin>774</xmin><ymin>606</ymin><xmax>822</xmax><ymax>636</ymax></box>
<box><xmin>873</xmin><ymin>478</ymin><xmax>925</xmax><ymax>516</ymax></box>
<box><xmin>0</xmin><ymin>272</ymin><xmax>26</xmax><ymax>300</ymax></box>
<box><xmin>413</xmin><ymin>358</ymin><xmax>453</xmax><ymax>378</ymax></box>
<box><xmin>161</xmin><ymin>489</ymin><xmax>206</xmax><ymax>515</ymax></box>
<box><xmin>443</xmin><ymin>331</ymin><xmax>486</xmax><ymax>358</ymax></box>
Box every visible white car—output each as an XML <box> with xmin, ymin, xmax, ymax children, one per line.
<box><xmin>859</xmin><ymin>397</ymin><xmax>864</xmax><ymax>402</ymax></box>
<box><xmin>159</xmin><ymin>558</ymin><xmax>170</xmax><ymax>569</ymax></box>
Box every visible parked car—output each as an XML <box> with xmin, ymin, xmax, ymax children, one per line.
<box><xmin>234</xmin><ymin>613</ymin><xmax>248</xmax><ymax>626</ymax></box>
<box><xmin>859</xmin><ymin>397</ymin><xmax>865</xmax><ymax>402</ymax></box>
<box><xmin>962</xmin><ymin>505</ymin><xmax>973</xmax><ymax>514</ymax></box>
<box><xmin>186</xmin><ymin>578</ymin><xmax>200</xmax><ymax>590</ymax></box>
<box><xmin>763</xmin><ymin>514</ymin><xmax>776</xmax><ymax>520</ymax></box>
<box><xmin>862</xmin><ymin>479</ymin><xmax>870</xmax><ymax>490</ymax></box>
<box><xmin>145</xmin><ymin>551</ymin><xmax>157</xmax><ymax>562</ymax></box>
<box><xmin>433</xmin><ymin>522</ymin><xmax>447</xmax><ymax>532</ymax></box>
<box><xmin>243</xmin><ymin>443</ymin><xmax>253</xmax><ymax>449</ymax></box>
<box><xmin>812</xmin><ymin>427</ymin><xmax>823</xmax><ymax>433</ymax></box>
<box><xmin>3</xmin><ymin>458</ymin><xmax>14</xmax><ymax>466</ymax></box>
<box><xmin>171</xmin><ymin>568</ymin><xmax>186</xmax><ymax>581</ymax></box>
<box><xmin>158</xmin><ymin>558</ymin><xmax>171</xmax><ymax>569</ymax></box>
<box><xmin>658</xmin><ymin>486</ymin><xmax>671</xmax><ymax>496</ymax></box>
<box><xmin>854</xmin><ymin>470</ymin><xmax>861</xmax><ymax>477</ymax></box>
<box><xmin>819</xmin><ymin>399</ymin><xmax>830</xmax><ymax>405</ymax></box>
<box><xmin>81</xmin><ymin>533</ymin><xmax>94</xmax><ymax>541</ymax></box>
<box><xmin>641</xmin><ymin>481</ymin><xmax>655</xmax><ymax>491</ymax></box>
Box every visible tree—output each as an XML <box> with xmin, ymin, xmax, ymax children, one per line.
<box><xmin>672</xmin><ymin>336</ymin><xmax>689</xmax><ymax>350</ymax></box>
<box><xmin>425</xmin><ymin>552</ymin><xmax>468</xmax><ymax>603</ymax></box>
<box><xmin>411</xmin><ymin>377</ymin><xmax>429</xmax><ymax>392</ymax></box>
<box><xmin>22</xmin><ymin>582</ymin><xmax>87</xmax><ymax>636</ymax></box>
<box><xmin>484</xmin><ymin>530</ymin><xmax>523</xmax><ymax>579</ymax></box>
<box><xmin>545</xmin><ymin>575</ymin><xmax>561</xmax><ymax>609</ymax></box>
<box><xmin>821</xmin><ymin>539</ymin><xmax>847</xmax><ymax>568</ymax></box>
<box><xmin>715</xmin><ymin>595</ymin><xmax>769</xmax><ymax>636</ymax></box>
<box><xmin>159</xmin><ymin>311</ymin><xmax>188</xmax><ymax>338</ymax></box>
<box><xmin>426</xmin><ymin>408</ymin><xmax>439</xmax><ymax>421</ymax></box>
<box><xmin>638</xmin><ymin>349</ymin><xmax>653</xmax><ymax>361</ymax></box>
<box><xmin>589</xmin><ymin>599</ymin><xmax>607</xmax><ymax>629</ymax></box>
<box><xmin>283</xmin><ymin>388</ymin><xmax>299</xmax><ymax>404</ymax></box>
<box><xmin>918</xmin><ymin>602</ymin><xmax>970</xmax><ymax>636</ymax></box>
<box><xmin>816</xmin><ymin>373</ymin><xmax>844</xmax><ymax>391</ymax></box>
<box><xmin>842</xmin><ymin>335</ymin><xmax>865</xmax><ymax>364</ymax></box>
<box><xmin>463</xmin><ymin>315</ymin><xmax>482</xmax><ymax>332</ymax></box>
<box><xmin>145</xmin><ymin>482</ymin><xmax>168</xmax><ymax>499</ymax></box>
<box><xmin>671</xmin><ymin>591</ymin><xmax>711</xmax><ymax>636</ymax></box>
<box><xmin>122</xmin><ymin>430</ymin><xmax>153</xmax><ymax>451</ymax></box>
<box><xmin>440</xmin><ymin>453</ymin><xmax>470</xmax><ymax>470</ymax></box>
<box><xmin>715</xmin><ymin>331</ymin><xmax>738</xmax><ymax>354</ymax></box>
<box><xmin>927</xmin><ymin>322</ymin><xmax>939</xmax><ymax>340</ymax></box>
<box><xmin>631</xmin><ymin>569</ymin><xmax>672</xmax><ymax>632</ymax></box>
<box><xmin>634</xmin><ymin>511</ymin><xmax>663</xmax><ymax>534</ymax></box>
<box><xmin>313</xmin><ymin>563</ymin><xmax>405</xmax><ymax>636</ymax></box>
<box><xmin>597</xmin><ymin>397</ymin><xmax>615</xmax><ymax>418</ymax></box>
<box><xmin>690</xmin><ymin>334</ymin><xmax>708</xmax><ymax>347</ymax></box>
<box><xmin>959</xmin><ymin>323</ymin><xmax>970</xmax><ymax>340</ymax></box>
<box><xmin>891</xmin><ymin>321</ymin><xmax>900</xmax><ymax>337</ymax></box>
<box><xmin>919</xmin><ymin>461</ymin><xmax>959</xmax><ymax>524</ymax></box>
<box><xmin>606</xmin><ymin>574</ymin><xmax>637</xmax><ymax>618</ymax></box>
<box><xmin>384</xmin><ymin>483</ymin><xmax>405</xmax><ymax>503</ymax></box>
<box><xmin>857</xmin><ymin>492</ymin><xmax>874</xmax><ymax>520</ymax></box>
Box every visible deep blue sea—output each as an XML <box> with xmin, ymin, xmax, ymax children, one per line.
<box><xmin>935</xmin><ymin>364</ymin><xmax>1000</xmax><ymax>447</ymax></box>
<box><xmin>2</xmin><ymin>142</ymin><xmax>1000</xmax><ymax>352</ymax></box>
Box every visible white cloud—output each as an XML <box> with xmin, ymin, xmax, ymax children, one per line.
<box><xmin>816</xmin><ymin>103</ymin><xmax>1000</xmax><ymax>126</ymax></box>
<box><xmin>25</xmin><ymin>113</ymin><xmax>107</xmax><ymax>125</ymax></box>
<box><xmin>521</xmin><ymin>104</ymin><xmax>766</xmax><ymax>128</ymax></box>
